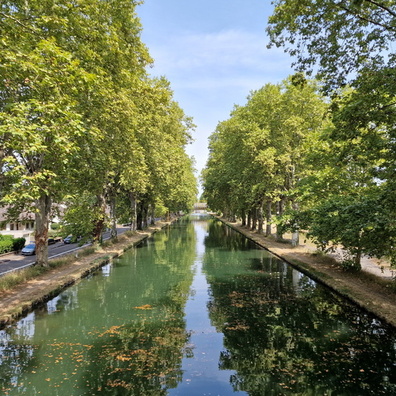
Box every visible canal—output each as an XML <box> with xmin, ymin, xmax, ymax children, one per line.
<box><xmin>0</xmin><ymin>215</ymin><xmax>395</xmax><ymax>395</ymax></box>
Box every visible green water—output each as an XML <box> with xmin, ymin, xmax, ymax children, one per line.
<box><xmin>0</xmin><ymin>216</ymin><xmax>396</xmax><ymax>395</ymax></box>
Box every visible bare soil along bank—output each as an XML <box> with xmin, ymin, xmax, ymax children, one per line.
<box><xmin>216</xmin><ymin>217</ymin><xmax>396</xmax><ymax>328</ymax></box>
<box><xmin>0</xmin><ymin>220</ymin><xmax>175</xmax><ymax>327</ymax></box>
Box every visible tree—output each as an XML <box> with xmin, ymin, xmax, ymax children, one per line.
<box><xmin>267</xmin><ymin>1</ymin><xmax>396</xmax><ymax>265</ymax></box>
<box><xmin>267</xmin><ymin>0</ymin><xmax>396</xmax><ymax>91</ymax></box>
<box><xmin>202</xmin><ymin>77</ymin><xmax>328</xmax><ymax>242</ymax></box>
<box><xmin>0</xmin><ymin>36</ymin><xmax>90</xmax><ymax>266</ymax></box>
<box><xmin>0</xmin><ymin>0</ymin><xmax>197</xmax><ymax>266</ymax></box>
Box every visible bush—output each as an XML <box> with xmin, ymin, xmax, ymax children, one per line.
<box><xmin>0</xmin><ymin>235</ymin><xmax>14</xmax><ymax>254</ymax></box>
<box><xmin>50</xmin><ymin>222</ymin><xmax>60</xmax><ymax>230</ymax></box>
<box><xmin>0</xmin><ymin>236</ymin><xmax>27</xmax><ymax>254</ymax></box>
<box><xmin>12</xmin><ymin>237</ymin><xmax>26</xmax><ymax>252</ymax></box>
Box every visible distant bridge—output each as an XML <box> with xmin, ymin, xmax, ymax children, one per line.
<box><xmin>193</xmin><ymin>202</ymin><xmax>208</xmax><ymax>213</ymax></box>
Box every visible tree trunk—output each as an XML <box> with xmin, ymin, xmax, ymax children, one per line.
<box><xmin>251</xmin><ymin>208</ymin><xmax>257</xmax><ymax>231</ymax></box>
<box><xmin>354</xmin><ymin>247</ymin><xmax>362</xmax><ymax>270</ymax></box>
<box><xmin>276</xmin><ymin>197</ymin><xmax>285</xmax><ymax>241</ymax></box>
<box><xmin>129</xmin><ymin>192</ymin><xmax>137</xmax><ymax>231</ymax></box>
<box><xmin>265</xmin><ymin>200</ymin><xmax>272</xmax><ymax>236</ymax></box>
<box><xmin>291</xmin><ymin>200</ymin><xmax>299</xmax><ymax>247</ymax></box>
<box><xmin>109</xmin><ymin>193</ymin><xmax>117</xmax><ymax>239</ymax></box>
<box><xmin>92</xmin><ymin>193</ymin><xmax>106</xmax><ymax>243</ymax></box>
<box><xmin>143</xmin><ymin>202</ymin><xmax>148</xmax><ymax>229</ymax></box>
<box><xmin>150</xmin><ymin>204</ymin><xmax>155</xmax><ymax>225</ymax></box>
<box><xmin>136</xmin><ymin>201</ymin><xmax>143</xmax><ymax>230</ymax></box>
<box><xmin>247</xmin><ymin>210</ymin><xmax>252</xmax><ymax>229</ymax></box>
<box><xmin>137</xmin><ymin>197</ymin><xmax>148</xmax><ymax>230</ymax></box>
<box><xmin>257</xmin><ymin>202</ymin><xmax>264</xmax><ymax>234</ymax></box>
<box><xmin>35</xmin><ymin>193</ymin><xmax>52</xmax><ymax>267</ymax></box>
<box><xmin>241</xmin><ymin>209</ymin><xmax>246</xmax><ymax>226</ymax></box>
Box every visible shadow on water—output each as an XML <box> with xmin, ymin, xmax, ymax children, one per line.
<box><xmin>204</xmin><ymin>220</ymin><xmax>261</xmax><ymax>251</ymax></box>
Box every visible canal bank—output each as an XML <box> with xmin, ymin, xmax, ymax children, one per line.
<box><xmin>216</xmin><ymin>216</ymin><xmax>396</xmax><ymax>328</ymax></box>
<box><xmin>0</xmin><ymin>219</ymin><xmax>177</xmax><ymax>327</ymax></box>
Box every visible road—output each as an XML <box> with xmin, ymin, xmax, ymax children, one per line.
<box><xmin>0</xmin><ymin>227</ymin><xmax>130</xmax><ymax>276</ymax></box>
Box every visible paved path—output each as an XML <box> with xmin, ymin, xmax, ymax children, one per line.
<box><xmin>298</xmin><ymin>240</ymin><xmax>395</xmax><ymax>280</ymax></box>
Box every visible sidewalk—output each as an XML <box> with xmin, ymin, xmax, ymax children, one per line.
<box><xmin>299</xmin><ymin>240</ymin><xmax>395</xmax><ymax>281</ymax></box>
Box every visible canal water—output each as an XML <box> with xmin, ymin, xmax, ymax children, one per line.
<box><xmin>0</xmin><ymin>215</ymin><xmax>396</xmax><ymax>395</ymax></box>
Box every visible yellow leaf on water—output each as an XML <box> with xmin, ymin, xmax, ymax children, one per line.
<box><xmin>134</xmin><ymin>304</ymin><xmax>153</xmax><ymax>310</ymax></box>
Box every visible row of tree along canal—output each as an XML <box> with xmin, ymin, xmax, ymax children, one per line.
<box><xmin>0</xmin><ymin>1</ymin><xmax>197</xmax><ymax>267</ymax></box>
<box><xmin>0</xmin><ymin>215</ymin><xmax>395</xmax><ymax>395</ymax></box>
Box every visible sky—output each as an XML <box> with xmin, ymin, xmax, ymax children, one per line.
<box><xmin>137</xmin><ymin>0</ymin><xmax>294</xmax><ymax>191</ymax></box>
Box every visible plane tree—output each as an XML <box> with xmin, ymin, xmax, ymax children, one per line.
<box><xmin>0</xmin><ymin>30</ymin><xmax>92</xmax><ymax>266</ymax></box>
<box><xmin>202</xmin><ymin>77</ymin><xmax>328</xmax><ymax>243</ymax></box>
<box><xmin>0</xmin><ymin>0</ymin><xmax>196</xmax><ymax>265</ymax></box>
<box><xmin>267</xmin><ymin>0</ymin><xmax>396</xmax><ymax>265</ymax></box>
<box><xmin>267</xmin><ymin>0</ymin><xmax>396</xmax><ymax>91</ymax></box>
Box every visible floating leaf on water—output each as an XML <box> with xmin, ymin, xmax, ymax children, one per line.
<box><xmin>134</xmin><ymin>304</ymin><xmax>153</xmax><ymax>310</ymax></box>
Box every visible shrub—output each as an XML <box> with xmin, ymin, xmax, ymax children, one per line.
<box><xmin>12</xmin><ymin>237</ymin><xmax>26</xmax><ymax>252</ymax></box>
<box><xmin>0</xmin><ymin>235</ymin><xmax>14</xmax><ymax>254</ymax></box>
<box><xmin>50</xmin><ymin>222</ymin><xmax>60</xmax><ymax>230</ymax></box>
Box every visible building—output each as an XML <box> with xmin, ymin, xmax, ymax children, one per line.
<box><xmin>0</xmin><ymin>207</ymin><xmax>35</xmax><ymax>241</ymax></box>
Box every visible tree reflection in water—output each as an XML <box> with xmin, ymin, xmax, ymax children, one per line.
<box><xmin>204</xmin><ymin>220</ymin><xmax>396</xmax><ymax>395</ymax></box>
<box><xmin>0</xmin><ymin>218</ymin><xmax>396</xmax><ymax>395</ymax></box>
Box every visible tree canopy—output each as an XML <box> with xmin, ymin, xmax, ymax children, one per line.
<box><xmin>264</xmin><ymin>0</ymin><xmax>396</xmax><ymax>267</ymax></box>
<box><xmin>267</xmin><ymin>0</ymin><xmax>396</xmax><ymax>90</ymax></box>
<box><xmin>0</xmin><ymin>0</ymin><xmax>197</xmax><ymax>266</ymax></box>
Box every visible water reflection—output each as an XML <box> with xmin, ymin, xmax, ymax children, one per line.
<box><xmin>203</xmin><ymin>221</ymin><xmax>396</xmax><ymax>395</ymax></box>
<box><xmin>0</xmin><ymin>217</ymin><xmax>395</xmax><ymax>395</ymax></box>
<box><xmin>0</xmin><ymin>218</ymin><xmax>197</xmax><ymax>395</ymax></box>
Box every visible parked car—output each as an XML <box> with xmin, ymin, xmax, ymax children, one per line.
<box><xmin>21</xmin><ymin>243</ymin><xmax>36</xmax><ymax>256</ymax></box>
<box><xmin>63</xmin><ymin>235</ymin><xmax>73</xmax><ymax>244</ymax></box>
<box><xmin>63</xmin><ymin>235</ymin><xmax>83</xmax><ymax>244</ymax></box>
<box><xmin>47</xmin><ymin>238</ymin><xmax>56</xmax><ymax>245</ymax></box>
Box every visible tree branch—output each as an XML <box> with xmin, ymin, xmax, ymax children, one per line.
<box><xmin>0</xmin><ymin>11</ymin><xmax>42</xmax><ymax>36</ymax></box>
<box><xmin>363</xmin><ymin>0</ymin><xmax>396</xmax><ymax>19</ymax></box>
<box><xmin>337</xmin><ymin>2</ymin><xmax>396</xmax><ymax>33</ymax></box>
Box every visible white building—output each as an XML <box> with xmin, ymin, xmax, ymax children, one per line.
<box><xmin>0</xmin><ymin>207</ymin><xmax>35</xmax><ymax>242</ymax></box>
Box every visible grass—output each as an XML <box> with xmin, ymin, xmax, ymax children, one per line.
<box><xmin>0</xmin><ymin>265</ymin><xmax>46</xmax><ymax>293</ymax></box>
<box><xmin>0</xmin><ymin>244</ymin><xmax>99</xmax><ymax>293</ymax></box>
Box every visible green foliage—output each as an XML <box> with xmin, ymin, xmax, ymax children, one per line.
<box><xmin>0</xmin><ymin>235</ymin><xmax>26</xmax><ymax>253</ymax></box>
<box><xmin>0</xmin><ymin>0</ymin><xmax>197</xmax><ymax>259</ymax></box>
<box><xmin>61</xmin><ymin>193</ymin><xmax>108</xmax><ymax>245</ymax></box>
<box><xmin>50</xmin><ymin>223</ymin><xmax>60</xmax><ymax>231</ymax></box>
<box><xmin>12</xmin><ymin>237</ymin><xmax>26</xmax><ymax>252</ymax></box>
<box><xmin>267</xmin><ymin>2</ymin><xmax>396</xmax><ymax>267</ymax></box>
<box><xmin>202</xmin><ymin>76</ymin><xmax>328</xmax><ymax>229</ymax></box>
<box><xmin>267</xmin><ymin>0</ymin><xmax>396</xmax><ymax>91</ymax></box>
<box><xmin>0</xmin><ymin>235</ymin><xmax>14</xmax><ymax>254</ymax></box>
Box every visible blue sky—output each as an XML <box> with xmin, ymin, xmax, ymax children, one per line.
<box><xmin>137</xmin><ymin>0</ymin><xmax>294</xmax><ymax>188</ymax></box>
